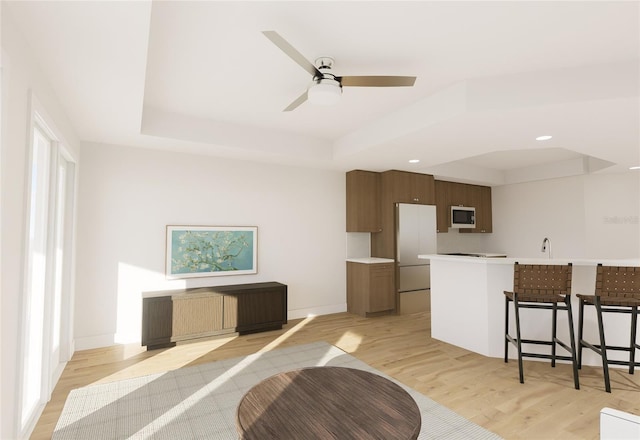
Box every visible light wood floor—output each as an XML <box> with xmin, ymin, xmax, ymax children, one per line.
<box><xmin>32</xmin><ymin>311</ymin><xmax>640</xmax><ymax>439</ymax></box>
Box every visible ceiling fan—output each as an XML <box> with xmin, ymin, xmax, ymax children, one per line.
<box><xmin>262</xmin><ymin>31</ymin><xmax>417</xmax><ymax>112</ymax></box>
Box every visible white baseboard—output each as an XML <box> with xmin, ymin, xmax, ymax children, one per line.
<box><xmin>74</xmin><ymin>333</ymin><xmax>115</xmax><ymax>350</ymax></box>
<box><xmin>601</xmin><ymin>407</ymin><xmax>640</xmax><ymax>439</ymax></box>
<box><xmin>288</xmin><ymin>303</ymin><xmax>347</xmax><ymax>320</ymax></box>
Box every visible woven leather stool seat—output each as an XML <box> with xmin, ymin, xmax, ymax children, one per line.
<box><xmin>577</xmin><ymin>265</ymin><xmax>640</xmax><ymax>392</ymax></box>
<box><xmin>504</xmin><ymin>262</ymin><xmax>580</xmax><ymax>389</ymax></box>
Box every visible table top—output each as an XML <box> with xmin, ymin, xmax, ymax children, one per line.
<box><xmin>236</xmin><ymin>366</ymin><xmax>421</xmax><ymax>439</ymax></box>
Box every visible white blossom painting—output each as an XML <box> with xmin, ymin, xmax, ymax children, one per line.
<box><xmin>166</xmin><ymin>226</ymin><xmax>257</xmax><ymax>279</ymax></box>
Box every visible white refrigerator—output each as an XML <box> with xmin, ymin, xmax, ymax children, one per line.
<box><xmin>396</xmin><ymin>203</ymin><xmax>437</xmax><ymax>314</ymax></box>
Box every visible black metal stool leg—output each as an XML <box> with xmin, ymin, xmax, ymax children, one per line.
<box><xmin>630</xmin><ymin>306</ymin><xmax>638</xmax><ymax>375</ymax></box>
<box><xmin>594</xmin><ymin>296</ymin><xmax>611</xmax><ymax>393</ymax></box>
<box><xmin>504</xmin><ymin>296</ymin><xmax>510</xmax><ymax>363</ymax></box>
<box><xmin>577</xmin><ymin>298</ymin><xmax>585</xmax><ymax>369</ymax></box>
<box><xmin>565</xmin><ymin>296</ymin><xmax>580</xmax><ymax>390</ymax></box>
<box><xmin>513</xmin><ymin>293</ymin><xmax>524</xmax><ymax>384</ymax></box>
<box><xmin>551</xmin><ymin>303</ymin><xmax>558</xmax><ymax>367</ymax></box>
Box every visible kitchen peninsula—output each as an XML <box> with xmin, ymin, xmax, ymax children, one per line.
<box><xmin>420</xmin><ymin>254</ymin><xmax>640</xmax><ymax>367</ymax></box>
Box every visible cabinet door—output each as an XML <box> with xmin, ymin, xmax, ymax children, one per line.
<box><xmin>142</xmin><ymin>296</ymin><xmax>173</xmax><ymax>346</ymax></box>
<box><xmin>225</xmin><ymin>288</ymin><xmax>286</xmax><ymax>332</ymax></box>
<box><xmin>448</xmin><ymin>182</ymin><xmax>469</xmax><ymax>207</ymax></box>
<box><xmin>346</xmin><ymin>262</ymin><xmax>368</xmax><ymax>316</ymax></box>
<box><xmin>477</xmin><ymin>186</ymin><xmax>492</xmax><ymax>233</ymax></box>
<box><xmin>384</xmin><ymin>170</ymin><xmax>414</xmax><ymax>204</ymax></box>
<box><xmin>435</xmin><ymin>180</ymin><xmax>451</xmax><ymax>233</ymax></box>
<box><xmin>172</xmin><ymin>295</ymin><xmax>224</xmax><ymax>340</ymax></box>
<box><xmin>368</xmin><ymin>263</ymin><xmax>395</xmax><ymax>312</ymax></box>
<box><xmin>458</xmin><ymin>184</ymin><xmax>492</xmax><ymax>233</ymax></box>
<box><xmin>346</xmin><ymin>170</ymin><xmax>381</xmax><ymax>232</ymax></box>
<box><xmin>411</xmin><ymin>173</ymin><xmax>436</xmax><ymax>205</ymax></box>
<box><xmin>383</xmin><ymin>170</ymin><xmax>435</xmax><ymax>205</ymax></box>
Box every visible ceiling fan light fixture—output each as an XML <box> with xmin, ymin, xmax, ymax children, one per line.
<box><xmin>307</xmin><ymin>78</ymin><xmax>342</xmax><ymax>106</ymax></box>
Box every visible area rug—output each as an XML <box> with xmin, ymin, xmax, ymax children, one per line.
<box><xmin>53</xmin><ymin>341</ymin><xmax>502</xmax><ymax>439</ymax></box>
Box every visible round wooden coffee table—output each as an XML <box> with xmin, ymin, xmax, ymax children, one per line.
<box><xmin>236</xmin><ymin>366</ymin><xmax>421</xmax><ymax>439</ymax></box>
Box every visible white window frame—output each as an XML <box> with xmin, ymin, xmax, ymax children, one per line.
<box><xmin>16</xmin><ymin>92</ymin><xmax>78</xmax><ymax>438</ymax></box>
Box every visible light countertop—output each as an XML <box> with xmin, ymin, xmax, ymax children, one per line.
<box><xmin>419</xmin><ymin>254</ymin><xmax>640</xmax><ymax>266</ymax></box>
<box><xmin>346</xmin><ymin>257</ymin><xmax>395</xmax><ymax>264</ymax></box>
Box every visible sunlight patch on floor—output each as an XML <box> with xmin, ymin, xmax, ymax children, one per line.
<box><xmin>335</xmin><ymin>330</ymin><xmax>363</xmax><ymax>353</ymax></box>
<box><xmin>254</xmin><ymin>315</ymin><xmax>316</xmax><ymax>354</ymax></box>
<box><xmin>91</xmin><ymin>335</ymin><xmax>239</xmax><ymax>385</ymax></box>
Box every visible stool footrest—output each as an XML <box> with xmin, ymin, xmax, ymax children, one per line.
<box><xmin>606</xmin><ymin>359</ymin><xmax>640</xmax><ymax>368</ymax></box>
<box><xmin>521</xmin><ymin>352</ymin><xmax>574</xmax><ymax>362</ymax></box>
<box><xmin>519</xmin><ymin>339</ymin><xmax>553</xmax><ymax>346</ymax></box>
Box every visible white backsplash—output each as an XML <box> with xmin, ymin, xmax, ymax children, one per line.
<box><xmin>346</xmin><ymin>232</ymin><xmax>371</xmax><ymax>258</ymax></box>
<box><xmin>437</xmin><ymin>228</ymin><xmax>498</xmax><ymax>255</ymax></box>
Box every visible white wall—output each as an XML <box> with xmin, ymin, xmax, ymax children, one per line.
<box><xmin>436</xmin><ymin>229</ymin><xmax>494</xmax><ymax>254</ymax></box>
<box><xmin>488</xmin><ymin>172</ymin><xmax>640</xmax><ymax>259</ymax></box>
<box><xmin>1</xmin><ymin>7</ymin><xmax>80</xmax><ymax>439</ymax></box>
<box><xmin>74</xmin><ymin>143</ymin><xmax>346</xmax><ymax>349</ymax></box>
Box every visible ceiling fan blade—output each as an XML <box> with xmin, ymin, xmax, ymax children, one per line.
<box><xmin>283</xmin><ymin>90</ymin><xmax>308</xmax><ymax>112</ymax></box>
<box><xmin>339</xmin><ymin>76</ymin><xmax>416</xmax><ymax>87</ymax></box>
<box><xmin>262</xmin><ymin>31</ymin><xmax>321</xmax><ymax>78</ymax></box>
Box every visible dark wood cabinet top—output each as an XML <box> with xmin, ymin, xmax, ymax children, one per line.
<box><xmin>142</xmin><ymin>281</ymin><xmax>286</xmax><ymax>299</ymax></box>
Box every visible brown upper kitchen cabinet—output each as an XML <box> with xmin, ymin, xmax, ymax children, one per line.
<box><xmin>372</xmin><ymin>170</ymin><xmax>436</xmax><ymax>258</ymax></box>
<box><xmin>458</xmin><ymin>183</ymin><xmax>492</xmax><ymax>233</ymax></box>
<box><xmin>434</xmin><ymin>180</ymin><xmax>450</xmax><ymax>233</ymax></box>
<box><xmin>474</xmin><ymin>185</ymin><xmax>493</xmax><ymax>233</ymax></box>
<box><xmin>346</xmin><ymin>170</ymin><xmax>382</xmax><ymax>232</ymax></box>
<box><xmin>435</xmin><ymin>181</ymin><xmax>468</xmax><ymax>232</ymax></box>
<box><xmin>435</xmin><ymin>180</ymin><xmax>492</xmax><ymax>233</ymax></box>
<box><xmin>381</xmin><ymin>170</ymin><xmax>435</xmax><ymax>205</ymax></box>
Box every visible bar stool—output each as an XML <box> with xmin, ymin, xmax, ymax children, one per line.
<box><xmin>577</xmin><ymin>264</ymin><xmax>640</xmax><ymax>392</ymax></box>
<box><xmin>504</xmin><ymin>262</ymin><xmax>580</xmax><ymax>389</ymax></box>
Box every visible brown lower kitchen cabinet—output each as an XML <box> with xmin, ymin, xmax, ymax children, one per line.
<box><xmin>347</xmin><ymin>261</ymin><xmax>395</xmax><ymax>316</ymax></box>
<box><xmin>142</xmin><ymin>282</ymin><xmax>287</xmax><ymax>349</ymax></box>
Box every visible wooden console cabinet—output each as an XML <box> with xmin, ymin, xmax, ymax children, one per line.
<box><xmin>142</xmin><ymin>282</ymin><xmax>287</xmax><ymax>349</ymax></box>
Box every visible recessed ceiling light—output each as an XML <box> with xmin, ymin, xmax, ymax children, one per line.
<box><xmin>408</xmin><ymin>159</ymin><xmax>420</xmax><ymax>164</ymax></box>
<box><xmin>630</xmin><ymin>166</ymin><xmax>640</xmax><ymax>170</ymax></box>
<box><xmin>536</xmin><ymin>135</ymin><xmax>553</xmax><ymax>141</ymax></box>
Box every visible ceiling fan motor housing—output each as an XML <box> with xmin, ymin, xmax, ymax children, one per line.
<box><xmin>312</xmin><ymin>57</ymin><xmax>342</xmax><ymax>89</ymax></box>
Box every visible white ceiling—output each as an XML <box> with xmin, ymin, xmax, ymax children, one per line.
<box><xmin>5</xmin><ymin>1</ymin><xmax>640</xmax><ymax>185</ymax></box>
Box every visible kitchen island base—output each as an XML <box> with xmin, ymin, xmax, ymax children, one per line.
<box><xmin>424</xmin><ymin>255</ymin><xmax>640</xmax><ymax>368</ymax></box>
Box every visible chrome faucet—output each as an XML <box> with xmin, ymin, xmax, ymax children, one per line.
<box><xmin>541</xmin><ymin>237</ymin><xmax>551</xmax><ymax>259</ymax></box>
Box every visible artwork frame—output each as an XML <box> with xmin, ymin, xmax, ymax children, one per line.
<box><xmin>166</xmin><ymin>225</ymin><xmax>258</xmax><ymax>279</ymax></box>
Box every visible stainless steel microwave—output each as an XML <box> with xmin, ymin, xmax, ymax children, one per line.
<box><xmin>450</xmin><ymin>206</ymin><xmax>476</xmax><ymax>228</ymax></box>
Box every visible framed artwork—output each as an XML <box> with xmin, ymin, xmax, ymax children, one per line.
<box><xmin>166</xmin><ymin>225</ymin><xmax>257</xmax><ymax>279</ymax></box>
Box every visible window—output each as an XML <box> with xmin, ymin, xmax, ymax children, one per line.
<box><xmin>21</xmin><ymin>122</ymin><xmax>51</xmax><ymax>427</ymax></box>
<box><xmin>19</xmin><ymin>102</ymin><xmax>77</xmax><ymax>436</ymax></box>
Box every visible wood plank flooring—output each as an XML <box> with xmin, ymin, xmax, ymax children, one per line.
<box><xmin>32</xmin><ymin>311</ymin><xmax>640</xmax><ymax>439</ymax></box>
